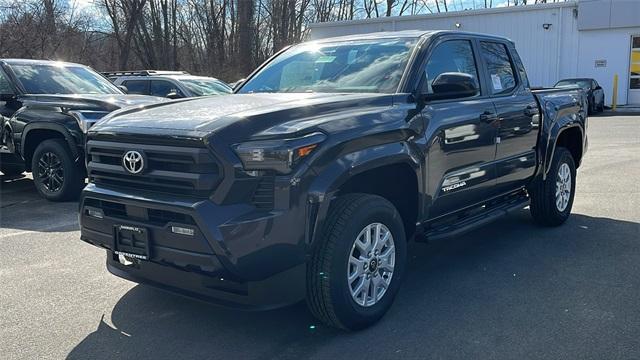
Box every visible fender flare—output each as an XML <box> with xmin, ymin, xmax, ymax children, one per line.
<box><xmin>21</xmin><ymin>122</ymin><xmax>80</xmax><ymax>161</ymax></box>
<box><xmin>304</xmin><ymin>142</ymin><xmax>423</xmax><ymax>246</ymax></box>
<box><xmin>543</xmin><ymin>123</ymin><xmax>584</xmax><ymax>179</ymax></box>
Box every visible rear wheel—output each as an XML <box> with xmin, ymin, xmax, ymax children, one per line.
<box><xmin>31</xmin><ymin>139</ymin><xmax>84</xmax><ymax>201</ymax></box>
<box><xmin>529</xmin><ymin>147</ymin><xmax>576</xmax><ymax>226</ymax></box>
<box><xmin>306</xmin><ymin>193</ymin><xmax>407</xmax><ymax>330</ymax></box>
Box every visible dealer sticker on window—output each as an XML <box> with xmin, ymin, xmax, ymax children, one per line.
<box><xmin>491</xmin><ymin>74</ymin><xmax>503</xmax><ymax>91</ymax></box>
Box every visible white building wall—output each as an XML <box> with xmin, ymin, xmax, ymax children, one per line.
<box><xmin>308</xmin><ymin>1</ymin><xmax>640</xmax><ymax>105</ymax></box>
<box><xmin>309</xmin><ymin>3</ymin><xmax>579</xmax><ymax>88</ymax></box>
<box><xmin>576</xmin><ymin>27</ymin><xmax>639</xmax><ymax>106</ymax></box>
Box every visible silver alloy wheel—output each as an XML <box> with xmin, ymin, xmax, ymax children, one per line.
<box><xmin>347</xmin><ymin>222</ymin><xmax>395</xmax><ymax>307</ymax></box>
<box><xmin>555</xmin><ymin>162</ymin><xmax>571</xmax><ymax>212</ymax></box>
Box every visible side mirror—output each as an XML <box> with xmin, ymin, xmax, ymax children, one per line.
<box><xmin>166</xmin><ymin>91</ymin><xmax>182</xmax><ymax>99</ymax></box>
<box><xmin>425</xmin><ymin>72</ymin><xmax>479</xmax><ymax>101</ymax></box>
<box><xmin>117</xmin><ymin>85</ymin><xmax>128</xmax><ymax>94</ymax></box>
<box><xmin>595</xmin><ymin>86</ymin><xmax>602</xmax><ymax>90</ymax></box>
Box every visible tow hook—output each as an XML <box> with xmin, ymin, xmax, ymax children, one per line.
<box><xmin>118</xmin><ymin>254</ymin><xmax>138</xmax><ymax>267</ymax></box>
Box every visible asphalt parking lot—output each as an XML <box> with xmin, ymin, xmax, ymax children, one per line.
<box><xmin>1</xmin><ymin>114</ymin><xmax>639</xmax><ymax>360</ymax></box>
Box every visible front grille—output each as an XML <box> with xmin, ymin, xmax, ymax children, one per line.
<box><xmin>84</xmin><ymin>198</ymin><xmax>196</xmax><ymax>227</ymax></box>
<box><xmin>87</xmin><ymin>140</ymin><xmax>221</xmax><ymax>197</ymax></box>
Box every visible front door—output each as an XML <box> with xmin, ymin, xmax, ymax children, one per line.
<box><xmin>629</xmin><ymin>35</ymin><xmax>640</xmax><ymax>105</ymax></box>
<box><xmin>421</xmin><ymin>38</ymin><xmax>499</xmax><ymax>219</ymax></box>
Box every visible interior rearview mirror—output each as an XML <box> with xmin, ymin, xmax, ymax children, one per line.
<box><xmin>424</xmin><ymin>72</ymin><xmax>479</xmax><ymax>101</ymax></box>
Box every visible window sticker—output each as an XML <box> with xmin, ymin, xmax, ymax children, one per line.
<box><xmin>491</xmin><ymin>74</ymin><xmax>503</xmax><ymax>91</ymax></box>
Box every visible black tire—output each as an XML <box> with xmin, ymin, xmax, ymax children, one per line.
<box><xmin>31</xmin><ymin>139</ymin><xmax>84</xmax><ymax>201</ymax></box>
<box><xmin>529</xmin><ymin>147</ymin><xmax>576</xmax><ymax>226</ymax></box>
<box><xmin>1</xmin><ymin>163</ymin><xmax>24</xmax><ymax>176</ymax></box>
<box><xmin>306</xmin><ymin>193</ymin><xmax>407</xmax><ymax>330</ymax></box>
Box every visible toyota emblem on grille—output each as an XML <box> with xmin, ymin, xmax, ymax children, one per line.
<box><xmin>122</xmin><ymin>150</ymin><xmax>144</xmax><ymax>174</ymax></box>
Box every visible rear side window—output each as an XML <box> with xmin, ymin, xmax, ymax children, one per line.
<box><xmin>150</xmin><ymin>80</ymin><xmax>182</xmax><ymax>97</ymax></box>
<box><xmin>480</xmin><ymin>42</ymin><xmax>517</xmax><ymax>95</ymax></box>
<box><xmin>424</xmin><ymin>40</ymin><xmax>480</xmax><ymax>98</ymax></box>
<box><xmin>123</xmin><ymin>80</ymin><xmax>149</xmax><ymax>95</ymax></box>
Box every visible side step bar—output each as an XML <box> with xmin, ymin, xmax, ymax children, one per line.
<box><xmin>419</xmin><ymin>194</ymin><xmax>530</xmax><ymax>242</ymax></box>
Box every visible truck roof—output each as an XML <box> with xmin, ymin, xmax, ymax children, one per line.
<box><xmin>0</xmin><ymin>58</ymin><xmax>86</xmax><ymax>67</ymax></box>
<box><xmin>312</xmin><ymin>30</ymin><xmax>512</xmax><ymax>44</ymax></box>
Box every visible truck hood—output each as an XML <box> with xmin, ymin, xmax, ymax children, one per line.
<box><xmin>20</xmin><ymin>94</ymin><xmax>166</xmax><ymax>112</ymax></box>
<box><xmin>91</xmin><ymin>93</ymin><xmax>394</xmax><ymax>138</ymax></box>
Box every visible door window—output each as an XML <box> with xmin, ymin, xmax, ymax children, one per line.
<box><xmin>480</xmin><ymin>42</ymin><xmax>517</xmax><ymax>95</ymax></box>
<box><xmin>150</xmin><ymin>80</ymin><xmax>182</xmax><ymax>97</ymax></box>
<box><xmin>424</xmin><ymin>40</ymin><xmax>480</xmax><ymax>99</ymax></box>
<box><xmin>122</xmin><ymin>80</ymin><xmax>149</xmax><ymax>95</ymax></box>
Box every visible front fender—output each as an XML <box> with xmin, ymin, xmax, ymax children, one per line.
<box><xmin>16</xmin><ymin>108</ymin><xmax>83</xmax><ymax>161</ymax></box>
<box><xmin>305</xmin><ymin>141</ymin><xmax>423</xmax><ymax>246</ymax></box>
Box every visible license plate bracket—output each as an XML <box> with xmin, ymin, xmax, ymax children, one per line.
<box><xmin>113</xmin><ymin>225</ymin><xmax>150</xmax><ymax>260</ymax></box>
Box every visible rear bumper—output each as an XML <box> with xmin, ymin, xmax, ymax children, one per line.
<box><xmin>79</xmin><ymin>183</ymin><xmax>308</xmax><ymax>308</ymax></box>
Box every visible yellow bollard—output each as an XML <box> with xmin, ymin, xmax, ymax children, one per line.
<box><xmin>612</xmin><ymin>74</ymin><xmax>618</xmax><ymax>111</ymax></box>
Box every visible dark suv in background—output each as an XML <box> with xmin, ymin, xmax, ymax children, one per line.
<box><xmin>0</xmin><ymin>59</ymin><xmax>162</xmax><ymax>201</ymax></box>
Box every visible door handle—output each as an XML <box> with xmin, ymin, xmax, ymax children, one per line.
<box><xmin>479</xmin><ymin>111</ymin><xmax>498</xmax><ymax>123</ymax></box>
<box><xmin>524</xmin><ymin>105</ymin><xmax>539</xmax><ymax>116</ymax></box>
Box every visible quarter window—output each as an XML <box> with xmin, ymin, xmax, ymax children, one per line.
<box><xmin>480</xmin><ymin>42</ymin><xmax>517</xmax><ymax>95</ymax></box>
<box><xmin>424</xmin><ymin>40</ymin><xmax>480</xmax><ymax>99</ymax></box>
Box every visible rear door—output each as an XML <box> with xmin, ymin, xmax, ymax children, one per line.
<box><xmin>421</xmin><ymin>37</ymin><xmax>499</xmax><ymax>219</ymax></box>
<box><xmin>479</xmin><ymin>41</ymin><xmax>538</xmax><ymax>193</ymax></box>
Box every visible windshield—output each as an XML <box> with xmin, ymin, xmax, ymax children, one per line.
<box><xmin>555</xmin><ymin>80</ymin><xmax>591</xmax><ymax>89</ymax></box>
<box><xmin>238</xmin><ymin>38</ymin><xmax>418</xmax><ymax>94</ymax></box>
<box><xmin>9</xmin><ymin>63</ymin><xmax>122</xmax><ymax>95</ymax></box>
<box><xmin>181</xmin><ymin>78</ymin><xmax>232</xmax><ymax>96</ymax></box>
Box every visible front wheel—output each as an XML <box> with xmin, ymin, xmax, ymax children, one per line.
<box><xmin>32</xmin><ymin>139</ymin><xmax>85</xmax><ymax>201</ymax></box>
<box><xmin>529</xmin><ymin>147</ymin><xmax>576</xmax><ymax>226</ymax></box>
<box><xmin>306</xmin><ymin>193</ymin><xmax>407</xmax><ymax>330</ymax></box>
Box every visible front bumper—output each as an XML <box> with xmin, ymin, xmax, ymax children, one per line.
<box><xmin>79</xmin><ymin>183</ymin><xmax>308</xmax><ymax>308</ymax></box>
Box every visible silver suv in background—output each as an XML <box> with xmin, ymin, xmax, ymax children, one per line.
<box><xmin>105</xmin><ymin>70</ymin><xmax>232</xmax><ymax>99</ymax></box>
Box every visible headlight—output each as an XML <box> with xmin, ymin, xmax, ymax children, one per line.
<box><xmin>68</xmin><ymin>110</ymin><xmax>110</xmax><ymax>133</ymax></box>
<box><xmin>233</xmin><ymin>132</ymin><xmax>326</xmax><ymax>174</ymax></box>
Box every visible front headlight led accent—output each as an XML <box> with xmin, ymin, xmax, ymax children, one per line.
<box><xmin>233</xmin><ymin>132</ymin><xmax>326</xmax><ymax>174</ymax></box>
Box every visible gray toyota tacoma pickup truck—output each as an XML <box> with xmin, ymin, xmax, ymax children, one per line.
<box><xmin>79</xmin><ymin>31</ymin><xmax>587</xmax><ymax>330</ymax></box>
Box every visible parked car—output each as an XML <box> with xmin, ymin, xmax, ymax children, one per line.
<box><xmin>79</xmin><ymin>31</ymin><xmax>587</xmax><ymax>330</ymax></box>
<box><xmin>104</xmin><ymin>70</ymin><xmax>232</xmax><ymax>99</ymax></box>
<box><xmin>555</xmin><ymin>78</ymin><xmax>605</xmax><ymax>114</ymax></box>
<box><xmin>0</xmin><ymin>59</ymin><xmax>164</xmax><ymax>201</ymax></box>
